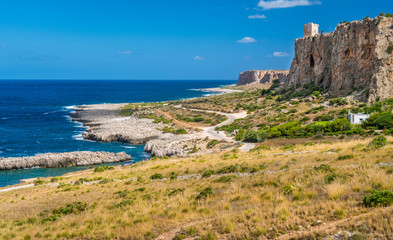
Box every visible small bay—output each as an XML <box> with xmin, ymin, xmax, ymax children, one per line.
<box><xmin>0</xmin><ymin>80</ymin><xmax>235</xmax><ymax>187</ymax></box>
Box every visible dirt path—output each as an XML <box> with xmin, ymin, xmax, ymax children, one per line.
<box><xmin>155</xmin><ymin>109</ymin><xmax>196</xmax><ymax>129</ymax></box>
<box><xmin>173</xmin><ymin>105</ymin><xmax>255</xmax><ymax>151</ymax></box>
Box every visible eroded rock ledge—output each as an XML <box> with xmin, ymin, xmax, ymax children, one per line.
<box><xmin>0</xmin><ymin>151</ymin><xmax>131</xmax><ymax>170</ymax></box>
<box><xmin>70</xmin><ymin>104</ymin><xmax>191</xmax><ymax>157</ymax></box>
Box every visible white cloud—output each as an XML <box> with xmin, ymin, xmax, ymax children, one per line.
<box><xmin>237</xmin><ymin>37</ymin><xmax>257</xmax><ymax>43</ymax></box>
<box><xmin>248</xmin><ymin>14</ymin><xmax>267</xmax><ymax>19</ymax></box>
<box><xmin>117</xmin><ymin>51</ymin><xmax>132</xmax><ymax>55</ymax></box>
<box><xmin>257</xmin><ymin>0</ymin><xmax>321</xmax><ymax>10</ymax></box>
<box><xmin>273</xmin><ymin>51</ymin><xmax>289</xmax><ymax>57</ymax></box>
<box><xmin>193</xmin><ymin>56</ymin><xmax>205</xmax><ymax>61</ymax></box>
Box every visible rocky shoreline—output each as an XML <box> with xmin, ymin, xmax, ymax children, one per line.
<box><xmin>0</xmin><ymin>151</ymin><xmax>131</xmax><ymax>170</ymax></box>
<box><xmin>70</xmin><ymin>104</ymin><xmax>193</xmax><ymax>157</ymax></box>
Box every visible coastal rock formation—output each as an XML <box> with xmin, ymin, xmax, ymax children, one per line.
<box><xmin>285</xmin><ymin>16</ymin><xmax>393</xmax><ymax>102</ymax></box>
<box><xmin>71</xmin><ymin>104</ymin><xmax>193</xmax><ymax>157</ymax></box>
<box><xmin>0</xmin><ymin>151</ymin><xmax>131</xmax><ymax>170</ymax></box>
<box><xmin>144</xmin><ymin>134</ymin><xmax>191</xmax><ymax>157</ymax></box>
<box><xmin>238</xmin><ymin>70</ymin><xmax>289</xmax><ymax>85</ymax></box>
<box><xmin>72</xmin><ymin>105</ymin><xmax>164</xmax><ymax>145</ymax></box>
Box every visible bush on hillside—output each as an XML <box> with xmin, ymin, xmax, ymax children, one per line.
<box><xmin>314</xmin><ymin>114</ymin><xmax>334</xmax><ymax>121</ymax></box>
<box><xmin>244</xmin><ymin>130</ymin><xmax>268</xmax><ymax>143</ymax></box>
<box><xmin>362</xmin><ymin>111</ymin><xmax>393</xmax><ymax>130</ymax></box>
<box><xmin>325</xmin><ymin>118</ymin><xmax>351</xmax><ymax>132</ymax></box>
<box><xmin>329</xmin><ymin>98</ymin><xmax>348</xmax><ymax>106</ymax></box>
<box><xmin>363</xmin><ymin>190</ymin><xmax>393</xmax><ymax>207</ymax></box>
<box><xmin>207</xmin><ymin>140</ymin><xmax>219</xmax><ymax>148</ymax></box>
<box><xmin>94</xmin><ymin>166</ymin><xmax>114</xmax><ymax>173</ymax></box>
<box><xmin>368</xmin><ymin>135</ymin><xmax>388</xmax><ymax>149</ymax></box>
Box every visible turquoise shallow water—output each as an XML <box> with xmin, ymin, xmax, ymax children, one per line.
<box><xmin>0</xmin><ymin>80</ymin><xmax>236</xmax><ymax>187</ymax></box>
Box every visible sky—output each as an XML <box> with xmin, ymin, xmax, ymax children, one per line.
<box><xmin>0</xmin><ymin>0</ymin><xmax>391</xmax><ymax>80</ymax></box>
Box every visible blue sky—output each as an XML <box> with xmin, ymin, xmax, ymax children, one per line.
<box><xmin>0</xmin><ymin>0</ymin><xmax>390</xmax><ymax>80</ymax></box>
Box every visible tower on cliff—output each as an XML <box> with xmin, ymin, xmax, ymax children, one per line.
<box><xmin>303</xmin><ymin>23</ymin><xmax>319</xmax><ymax>37</ymax></box>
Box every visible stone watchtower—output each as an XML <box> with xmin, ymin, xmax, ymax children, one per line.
<box><xmin>303</xmin><ymin>23</ymin><xmax>319</xmax><ymax>37</ymax></box>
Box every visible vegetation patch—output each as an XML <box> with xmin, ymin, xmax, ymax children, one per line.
<box><xmin>94</xmin><ymin>166</ymin><xmax>114</xmax><ymax>172</ymax></box>
<box><xmin>196</xmin><ymin>187</ymin><xmax>214</xmax><ymax>200</ymax></box>
<box><xmin>42</xmin><ymin>202</ymin><xmax>88</xmax><ymax>223</ymax></box>
<box><xmin>363</xmin><ymin>190</ymin><xmax>393</xmax><ymax>207</ymax></box>
<box><xmin>207</xmin><ymin>140</ymin><xmax>219</xmax><ymax>148</ymax></box>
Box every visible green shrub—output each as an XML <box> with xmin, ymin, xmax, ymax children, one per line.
<box><xmin>190</xmin><ymin>117</ymin><xmax>204</xmax><ymax>122</ymax></box>
<box><xmin>175</xmin><ymin>128</ymin><xmax>188</xmax><ymax>134</ymax></box>
<box><xmin>325</xmin><ymin>173</ymin><xmax>346</xmax><ymax>184</ymax></box>
<box><xmin>169</xmin><ymin>172</ymin><xmax>178</xmax><ymax>180</ymax></box>
<box><xmin>337</xmin><ymin>154</ymin><xmax>354</xmax><ymax>160</ymax></box>
<box><xmin>33</xmin><ymin>178</ymin><xmax>44</xmax><ymax>185</ymax></box>
<box><xmin>150</xmin><ymin>173</ymin><xmax>164</xmax><ymax>180</ymax></box>
<box><xmin>235</xmin><ymin>129</ymin><xmax>246</xmax><ymax>141</ymax></box>
<box><xmin>281</xmin><ymin>144</ymin><xmax>295</xmax><ymax>151</ymax></box>
<box><xmin>244</xmin><ymin>130</ymin><xmax>268</xmax><ymax>143</ymax></box>
<box><xmin>269</xmin><ymin>121</ymin><xmax>301</xmax><ymax>138</ymax></box>
<box><xmin>325</xmin><ymin>118</ymin><xmax>351</xmax><ymax>132</ymax></box>
<box><xmin>283</xmin><ymin>184</ymin><xmax>295</xmax><ymax>196</ymax></box>
<box><xmin>202</xmin><ymin>170</ymin><xmax>215</xmax><ymax>178</ymax></box>
<box><xmin>368</xmin><ymin>135</ymin><xmax>388</xmax><ymax>149</ymax></box>
<box><xmin>217</xmin><ymin>165</ymin><xmax>239</xmax><ymax>174</ymax></box>
<box><xmin>207</xmin><ymin>140</ymin><xmax>219</xmax><ymax>148</ymax></box>
<box><xmin>214</xmin><ymin>176</ymin><xmax>233</xmax><ymax>183</ymax></box>
<box><xmin>314</xmin><ymin>114</ymin><xmax>334</xmax><ymax>121</ymax></box>
<box><xmin>42</xmin><ymin>202</ymin><xmax>88</xmax><ymax>223</ymax></box>
<box><xmin>168</xmin><ymin>188</ymin><xmax>185</xmax><ymax>197</ymax></box>
<box><xmin>329</xmin><ymin>98</ymin><xmax>348</xmax><ymax>106</ymax></box>
<box><xmin>196</xmin><ymin>187</ymin><xmax>214</xmax><ymax>200</ymax></box>
<box><xmin>314</xmin><ymin>164</ymin><xmax>333</xmax><ymax>173</ymax></box>
<box><xmin>362</xmin><ymin>111</ymin><xmax>393</xmax><ymax>130</ymax></box>
<box><xmin>94</xmin><ymin>166</ymin><xmax>114</xmax><ymax>173</ymax></box>
<box><xmin>114</xmin><ymin>199</ymin><xmax>133</xmax><ymax>208</ymax></box>
<box><xmin>363</xmin><ymin>190</ymin><xmax>393</xmax><ymax>207</ymax></box>
<box><xmin>387</xmin><ymin>45</ymin><xmax>393</xmax><ymax>54</ymax></box>
<box><xmin>52</xmin><ymin>202</ymin><xmax>88</xmax><ymax>215</ymax></box>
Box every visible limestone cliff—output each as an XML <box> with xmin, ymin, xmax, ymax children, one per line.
<box><xmin>238</xmin><ymin>70</ymin><xmax>289</xmax><ymax>85</ymax></box>
<box><xmin>285</xmin><ymin>16</ymin><xmax>393</xmax><ymax>102</ymax></box>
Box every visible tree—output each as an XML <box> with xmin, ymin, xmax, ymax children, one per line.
<box><xmin>362</xmin><ymin>111</ymin><xmax>393</xmax><ymax>129</ymax></box>
<box><xmin>325</xmin><ymin>118</ymin><xmax>351</xmax><ymax>132</ymax></box>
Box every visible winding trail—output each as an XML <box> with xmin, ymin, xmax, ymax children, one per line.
<box><xmin>173</xmin><ymin>105</ymin><xmax>255</xmax><ymax>151</ymax></box>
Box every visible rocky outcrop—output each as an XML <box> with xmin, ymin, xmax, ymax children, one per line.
<box><xmin>71</xmin><ymin>105</ymin><xmax>165</xmax><ymax>145</ymax></box>
<box><xmin>238</xmin><ymin>70</ymin><xmax>289</xmax><ymax>85</ymax></box>
<box><xmin>0</xmin><ymin>151</ymin><xmax>131</xmax><ymax>170</ymax></box>
<box><xmin>144</xmin><ymin>134</ymin><xmax>190</xmax><ymax>157</ymax></box>
<box><xmin>285</xmin><ymin>16</ymin><xmax>393</xmax><ymax>102</ymax></box>
<box><xmin>71</xmin><ymin>104</ymin><xmax>192</xmax><ymax>157</ymax></box>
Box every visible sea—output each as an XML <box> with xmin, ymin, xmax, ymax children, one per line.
<box><xmin>0</xmin><ymin>80</ymin><xmax>236</xmax><ymax>187</ymax></box>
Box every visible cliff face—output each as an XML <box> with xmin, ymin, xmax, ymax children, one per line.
<box><xmin>285</xmin><ymin>16</ymin><xmax>393</xmax><ymax>102</ymax></box>
<box><xmin>238</xmin><ymin>70</ymin><xmax>289</xmax><ymax>85</ymax></box>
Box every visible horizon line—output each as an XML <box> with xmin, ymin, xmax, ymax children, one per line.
<box><xmin>0</xmin><ymin>79</ymin><xmax>238</xmax><ymax>81</ymax></box>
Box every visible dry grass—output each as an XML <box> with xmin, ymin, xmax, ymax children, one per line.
<box><xmin>1</xmin><ymin>137</ymin><xmax>393</xmax><ymax>239</ymax></box>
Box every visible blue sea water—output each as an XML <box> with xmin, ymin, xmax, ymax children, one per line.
<box><xmin>0</xmin><ymin>80</ymin><xmax>236</xmax><ymax>187</ymax></box>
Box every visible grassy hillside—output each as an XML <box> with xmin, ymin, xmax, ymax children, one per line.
<box><xmin>1</xmin><ymin>136</ymin><xmax>393</xmax><ymax>239</ymax></box>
